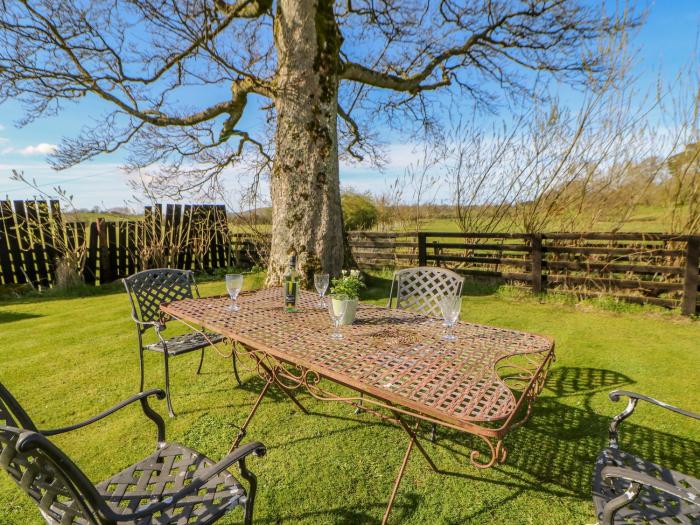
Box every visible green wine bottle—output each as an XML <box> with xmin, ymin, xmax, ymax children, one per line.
<box><xmin>283</xmin><ymin>255</ymin><xmax>300</xmax><ymax>312</ymax></box>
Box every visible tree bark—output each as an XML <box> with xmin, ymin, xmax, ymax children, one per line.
<box><xmin>267</xmin><ymin>0</ymin><xmax>344</xmax><ymax>286</ymax></box>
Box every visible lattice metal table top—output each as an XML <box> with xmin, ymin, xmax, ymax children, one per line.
<box><xmin>161</xmin><ymin>288</ymin><xmax>554</xmax><ymax>428</ymax></box>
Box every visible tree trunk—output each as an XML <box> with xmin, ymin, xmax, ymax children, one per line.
<box><xmin>267</xmin><ymin>0</ymin><xmax>344</xmax><ymax>286</ymax></box>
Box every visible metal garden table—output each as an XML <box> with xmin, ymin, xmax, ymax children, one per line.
<box><xmin>161</xmin><ymin>287</ymin><xmax>555</xmax><ymax>524</ymax></box>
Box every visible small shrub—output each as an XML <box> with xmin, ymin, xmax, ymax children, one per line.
<box><xmin>342</xmin><ymin>192</ymin><xmax>378</xmax><ymax>231</ymax></box>
<box><xmin>54</xmin><ymin>255</ymin><xmax>84</xmax><ymax>291</ymax></box>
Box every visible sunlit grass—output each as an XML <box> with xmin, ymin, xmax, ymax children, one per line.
<box><xmin>1</xmin><ymin>272</ymin><xmax>698</xmax><ymax>524</ymax></box>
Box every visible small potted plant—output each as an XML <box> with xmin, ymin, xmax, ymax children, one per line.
<box><xmin>329</xmin><ymin>269</ymin><xmax>365</xmax><ymax>325</ymax></box>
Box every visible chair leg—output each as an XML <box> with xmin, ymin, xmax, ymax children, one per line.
<box><xmin>196</xmin><ymin>348</ymin><xmax>205</xmax><ymax>375</ymax></box>
<box><xmin>138</xmin><ymin>347</ymin><xmax>145</xmax><ymax>392</ymax></box>
<box><xmin>163</xmin><ymin>352</ymin><xmax>176</xmax><ymax>417</ymax></box>
<box><xmin>354</xmin><ymin>391</ymin><xmax>364</xmax><ymax>414</ymax></box>
<box><xmin>430</xmin><ymin>423</ymin><xmax>437</xmax><ymax>443</ymax></box>
<box><xmin>232</xmin><ymin>352</ymin><xmax>242</xmax><ymax>386</ymax></box>
<box><xmin>239</xmin><ymin>459</ymin><xmax>257</xmax><ymax>525</ymax></box>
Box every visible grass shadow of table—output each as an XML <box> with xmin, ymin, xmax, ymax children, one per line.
<box><xmin>434</xmin><ymin>366</ymin><xmax>699</xmax><ymax>499</ymax></box>
<box><xmin>255</xmin><ymin>493</ymin><xmax>422</xmax><ymax>525</ymax></box>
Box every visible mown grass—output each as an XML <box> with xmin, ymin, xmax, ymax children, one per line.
<box><xmin>0</xmin><ymin>272</ymin><xmax>698</xmax><ymax>524</ymax></box>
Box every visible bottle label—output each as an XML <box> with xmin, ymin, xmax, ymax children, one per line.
<box><xmin>285</xmin><ymin>281</ymin><xmax>297</xmax><ymax>308</ymax></box>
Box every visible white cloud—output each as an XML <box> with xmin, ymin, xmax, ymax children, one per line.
<box><xmin>19</xmin><ymin>143</ymin><xmax>57</xmax><ymax>155</ymax></box>
<box><xmin>0</xmin><ymin>124</ymin><xmax>5</xmax><ymax>131</ymax></box>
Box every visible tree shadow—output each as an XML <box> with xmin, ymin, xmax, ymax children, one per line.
<box><xmin>460</xmin><ymin>277</ymin><xmax>503</xmax><ymax>297</ymax></box>
<box><xmin>360</xmin><ymin>271</ymin><xmax>504</xmax><ymax>301</ymax></box>
<box><xmin>0</xmin><ymin>281</ymin><xmax>126</xmax><ymax>306</ymax></box>
<box><xmin>0</xmin><ymin>310</ymin><xmax>42</xmax><ymax>323</ymax></box>
<box><xmin>360</xmin><ymin>273</ymin><xmax>393</xmax><ymax>302</ymax></box>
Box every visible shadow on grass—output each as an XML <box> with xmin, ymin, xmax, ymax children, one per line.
<box><xmin>433</xmin><ymin>366</ymin><xmax>699</xmax><ymax>500</ymax></box>
<box><xmin>0</xmin><ymin>281</ymin><xmax>126</xmax><ymax>306</ymax></box>
<box><xmin>256</xmin><ymin>493</ymin><xmax>422</xmax><ymax>525</ymax></box>
<box><xmin>543</xmin><ymin>366</ymin><xmax>635</xmax><ymax>398</ymax></box>
<box><xmin>460</xmin><ymin>277</ymin><xmax>503</xmax><ymax>297</ymax></box>
<box><xmin>361</xmin><ymin>274</ymin><xmax>393</xmax><ymax>302</ymax></box>
<box><xmin>360</xmin><ymin>271</ymin><xmax>504</xmax><ymax>303</ymax></box>
<box><xmin>0</xmin><ymin>310</ymin><xmax>42</xmax><ymax>323</ymax></box>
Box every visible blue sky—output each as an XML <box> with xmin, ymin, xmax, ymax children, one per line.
<box><xmin>0</xmin><ymin>1</ymin><xmax>697</xmax><ymax>210</ymax></box>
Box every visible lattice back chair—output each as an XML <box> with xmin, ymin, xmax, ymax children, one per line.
<box><xmin>384</xmin><ymin>267</ymin><xmax>465</xmax><ymax>441</ymax></box>
<box><xmin>0</xmin><ymin>383</ymin><xmax>266</xmax><ymax>525</ymax></box>
<box><xmin>123</xmin><ymin>269</ymin><xmax>235</xmax><ymax>418</ymax></box>
<box><xmin>387</xmin><ymin>267</ymin><xmax>465</xmax><ymax>317</ymax></box>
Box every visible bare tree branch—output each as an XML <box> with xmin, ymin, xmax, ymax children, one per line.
<box><xmin>214</xmin><ymin>0</ymin><xmax>273</xmax><ymax>18</ymax></box>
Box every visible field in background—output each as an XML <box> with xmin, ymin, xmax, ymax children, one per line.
<box><xmin>65</xmin><ymin>204</ymin><xmax>680</xmax><ymax>234</ymax></box>
<box><xmin>400</xmin><ymin>205</ymin><xmax>674</xmax><ymax>234</ymax></box>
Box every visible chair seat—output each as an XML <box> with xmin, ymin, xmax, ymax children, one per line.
<box><xmin>97</xmin><ymin>443</ymin><xmax>245</xmax><ymax>525</ymax></box>
<box><xmin>145</xmin><ymin>332</ymin><xmax>224</xmax><ymax>356</ymax></box>
<box><xmin>592</xmin><ymin>447</ymin><xmax>700</xmax><ymax>524</ymax></box>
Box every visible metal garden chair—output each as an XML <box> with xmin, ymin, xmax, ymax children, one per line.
<box><xmin>123</xmin><ymin>269</ymin><xmax>241</xmax><ymax>417</ymax></box>
<box><xmin>592</xmin><ymin>390</ymin><xmax>700</xmax><ymax>524</ymax></box>
<box><xmin>383</xmin><ymin>267</ymin><xmax>465</xmax><ymax>440</ymax></box>
<box><xmin>0</xmin><ymin>382</ymin><xmax>265</xmax><ymax>525</ymax></box>
<box><xmin>387</xmin><ymin>266</ymin><xmax>465</xmax><ymax>317</ymax></box>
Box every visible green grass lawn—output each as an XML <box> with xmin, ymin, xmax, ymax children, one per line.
<box><xmin>397</xmin><ymin>204</ymin><xmax>681</xmax><ymax>234</ymax></box>
<box><xmin>1</xmin><ymin>274</ymin><xmax>698</xmax><ymax>524</ymax></box>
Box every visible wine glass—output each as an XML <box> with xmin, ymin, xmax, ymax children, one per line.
<box><xmin>225</xmin><ymin>274</ymin><xmax>244</xmax><ymax>312</ymax></box>
<box><xmin>439</xmin><ymin>295</ymin><xmax>461</xmax><ymax>341</ymax></box>
<box><xmin>314</xmin><ymin>272</ymin><xmax>329</xmax><ymax>308</ymax></box>
<box><xmin>327</xmin><ymin>293</ymin><xmax>349</xmax><ymax>340</ymax></box>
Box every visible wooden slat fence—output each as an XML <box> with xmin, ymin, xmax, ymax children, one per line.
<box><xmin>347</xmin><ymin>231</ymin><xmax>700</xmax><ymax>315</ymax></box>
<box><xmin>0</xmin><ymin>199</ymin><xmax>66</xmax><ymax>287</ymax></box>
<box><xmin>1</xmin><ymin>200</ymin><xmax>697</xmax><ymax>314</ymax></box>
<box><xmin>0</xmin><ymin>201</ymin><xmax>231</xmax><ymax>287</ymax></box>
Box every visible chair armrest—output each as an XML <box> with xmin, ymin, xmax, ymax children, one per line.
<box><xmin>109</xmin><ymin>441</ymin><xmax>267</xmax><ymax>522</ymax></box>
<box><xmin>184</xmin><ymin>441</ymin><xmax>267</xmax><ymax>481</ymax></box>
<box><xmin>610</xmin><ymin>390</ymin><xmax>700</xmax><ymax>420</ymax></box>
<box><xmin>40</xmin><ymin>389</ymin><xmax>166</xmax><ymax>443</ymax></box>
<box><xmin>602</xmin><ymin>465</ymin><xmax>699</xmax><ymax>504</ymax></box>
<box><xmin>130</xmin><ymin>312</ymin><xmax>166</xmax><ymax>331</ymax></box>
<box><xmin>608</xmin><ymin>390</ymin><xmax>700</xmax><ymax>448</ymax></box>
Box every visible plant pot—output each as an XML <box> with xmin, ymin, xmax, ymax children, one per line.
<box><xmin>333</xmin><ymin>297</ymin><xmax>359</xmax><ymax>325</ymax></box>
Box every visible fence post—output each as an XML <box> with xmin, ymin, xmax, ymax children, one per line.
<box><xmin>531</xmin><ymin>233</ymin><xmax>543</xmax><ymax>294</ymax></box>
<box><xmin>681</xmin><ymin>235</ymin><xmax>699</xmax><ymax>316</ymax></box>
<box><xmin>97</xmin><ymin>218</ymin><xmax>112</xmax><ymax>284</ymax></box>
<box><xmin>417</xmin><ymin>232</ymin><xmax>427</xmax><ymax>266</ymax></box>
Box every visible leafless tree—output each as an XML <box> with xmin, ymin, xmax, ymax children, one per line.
<box><xmin>0</xmin><ymin>0</ymin><xmax>638</xmax><ymax>283</ymax></box>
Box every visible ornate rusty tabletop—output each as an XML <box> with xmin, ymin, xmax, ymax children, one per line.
<box><xmin>161</xmin><ymin>287</ymin><xmax>555</xmax><ymax>524</ymax></box>
<box><xmin>162</xmin><ymin>287</ymin><xmax>553</xmax><ymax>433</ymax></box>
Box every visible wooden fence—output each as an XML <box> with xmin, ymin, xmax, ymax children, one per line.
<box><xmin>348</xmin><ymin>231</ymin><xmax>700</xmax><ymax>315</ymax></box>
<box><xmin>0</xmin><ymin>201</ymin><xmax>232</xmax><ymax>286</ymax></box>
<box><xmin>1</xmin><ymin>200</ymin><xmax>698</xmax><ymax>314</ymax></box>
